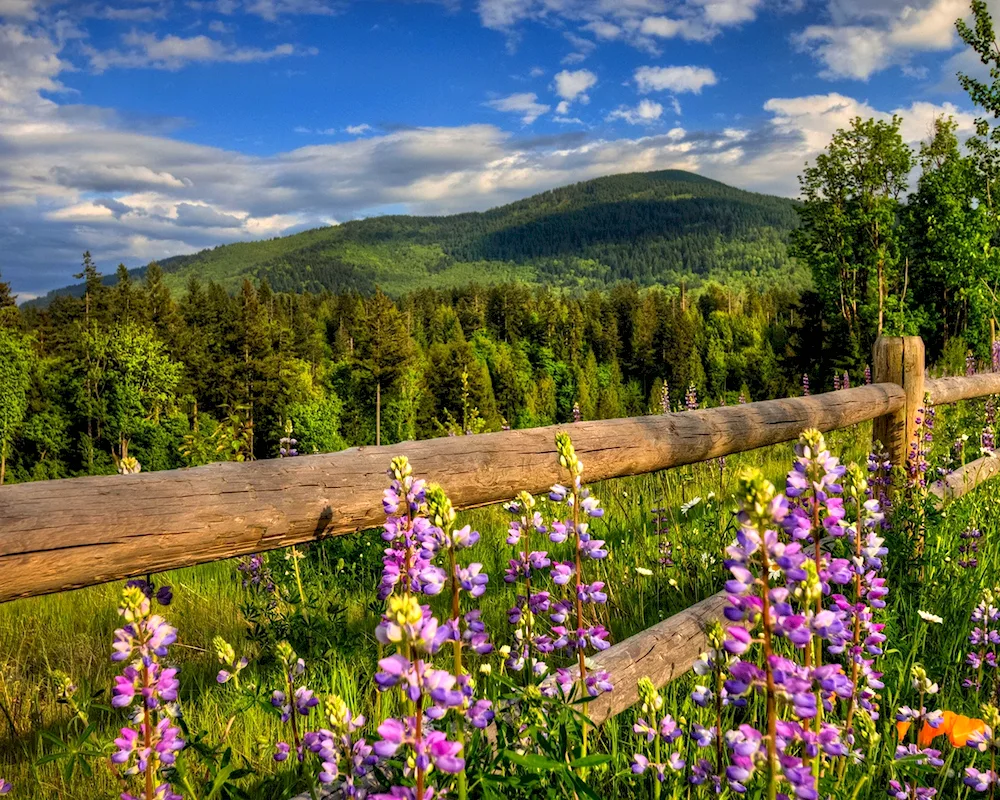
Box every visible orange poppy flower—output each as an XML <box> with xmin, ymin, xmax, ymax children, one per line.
<box><xmin>897</xmin><ymin>711</ymin><xmax>988</xmax><ymax>748</ymax></box>
<box><xmin>949</xmin><ymin>715</ymin><xmax>987</xmax><ymax>748</ymax></box>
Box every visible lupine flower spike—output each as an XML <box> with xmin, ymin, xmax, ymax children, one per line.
<box><xmin>110</xmin><ymin>586</ymin><xmax>184</xmax><ymax>800</ymax></box>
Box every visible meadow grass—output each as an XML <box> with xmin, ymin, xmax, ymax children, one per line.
<box><xmin>2</xmin><ymin>416</ymin><xmax>999</xmax><ymax>798</ymax></box>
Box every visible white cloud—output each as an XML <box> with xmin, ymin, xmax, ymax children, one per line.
<box><xmin>692</xmin><ymin>0</ymin><xmax>762</xmax><ymax>25</ymax></box>
<box><xmin>639</xmin><ymin>15</ymin><xmax>713</xmax><ymax>41</ymax></box>
<box><xmin>475</xmin><ymin>0</ymin><xmax>766</xmax><ymax>51</ymax></box>
<box><xmin>795</xmin><ymin>0</ymin><xmax>967</xmax><ymax>80</ymax></box>
<box><xmin>635</xmin><ymin>65</ymin><xmax>718</xmax><ymax>94</ymax></box>
<box><xmin>243</xmin><ymin>0</ymin><xmax>339</xmax><ymax>19</ymax></box>
<box><xmin>763</xmin><ymin>92</ymin><xmax>976</xmax><ymax>152</ymax></box>
<box><xmin>582</xmin><ymin>19</ymin><xmax>622</xmax><ymax>39</ymax></box>
<box><xmin>553</xmin><ymin>68</ymin><xmax>597</xmax><ymax>105</ymax></box>
<box><xmin>485</xmin><ymin>91</ymin><xmax>550</xmax><ymax>123</ymax></box>
<box><xmin>0</xmin><ymin>0</ymin><xmax>39</xmax><ymax>20</ymax></box>
<box><xmin>345</xmin><ymin>123</ymin><xmax>372</xmax><ymax>135</ymax></box>
<box><xmin>86</xmin><ymin>32</ymin><xmax>312</xmax><ymax>72</ymax></box>
<box><xmin>606</xmin><ymin>98</ymin><xmax>664</xmax><ymax>124</ymax></box>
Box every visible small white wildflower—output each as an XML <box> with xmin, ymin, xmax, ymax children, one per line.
<box><xmin>636</xmin><ymin>567</ymin><xmax>653</xmax><ymax>577</ymax></box>
<box><xmin>681</xmin><ymin>496</ymin><xmax>703</xmax><ymax>515</ymax></box>
<box><xmin>918</xmin><ymin>610</ymin><xmax>943</xmax><ymax>624</ymax></box>
<box><xmin>479</xmin><ymin>663</ymin><xmax>492</xmax><ymax>676</ymax></box>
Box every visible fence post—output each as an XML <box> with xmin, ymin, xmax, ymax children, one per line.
<box><xmin>872</xmin><ymin>336</ymin><xmax>925</xmax><ymax>486</ymax></box>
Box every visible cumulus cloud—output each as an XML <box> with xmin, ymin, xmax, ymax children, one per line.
<box><xmin>639</xmin><ymin>15</ymin><xmax>713</xmax><ymax>41</ymax></box>
<box><xmin>794</xmin><ymin>0</ymin><xmax>967</xmax><ymax>80</ymax></box>
<box><xmin>634</xmin><ymin>65</ymin><xmax>718</xmax><ymax>94</ymax></box>
<box><xmin>606</xmin><ymin>99</ymin><xmax>664</xmax><ymax>124</ymax></box>
<box><xmin>86</xmin><ymin>31</ymin><xmax>313</xmax><ymax>72</ymax></box>
<box><xmin>345</xmin><ymin>123</ymin><xmax>372</xmax><ymax>135</ymax></box>
<box><xmin>484</xmin><ymin>91</ymin><xmax>550</xmax><ymax>123</ymax></box>
<box><xmin>553</xmin><ymin>68</ymin><xmax>597</xmax><ymax>102</ymax></box>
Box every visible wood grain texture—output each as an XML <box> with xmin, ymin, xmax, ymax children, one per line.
<box><xmin>0</xmin><ymin>384</ymin><xmax>904</xmax><ymax>604</ymax></box>
<box><xmin>542</xmin><ymin>591</ymin><xmax>730</xmax><ymax>726</ymax></box>
<box><xmin>931</xmin><ymin>453</ymin><xmax>1000</xmax><ymax>504</ymax></box>
<box><xmin>872</xmin><ymin>336</ymin><xmax>924</xmax><ymax>482</ymax></box>
<box><xmin>926</xmin><ymin>374</ymin><xmax>1000</xmax><ymax>406</ymax></box>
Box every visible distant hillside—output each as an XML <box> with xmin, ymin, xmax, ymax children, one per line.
<box><xmin>29</xmin><ymin>170</ymin><xmax>804</xmax><ymax>304</ymax></box>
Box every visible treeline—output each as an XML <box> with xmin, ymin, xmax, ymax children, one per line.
<box><xmin>0</xmin><ymin>263</ymin><xmax>822</xmax><ymax>484</ymax></box>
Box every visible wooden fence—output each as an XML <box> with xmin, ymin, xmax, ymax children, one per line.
<box><xmin>2</xmin><ymin>335</ymin><xmax>1000</xmax><ymax>725</ymax></box>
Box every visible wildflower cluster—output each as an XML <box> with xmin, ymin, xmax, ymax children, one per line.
<box><xmin>124</xmin><ymin>576</ymin><xmax>173</xmax><ymax>607</ymax></box>
<box><xmin>965</xmin><ymin>588</ymin><xmax>1000</xmax><ymax>693</ymax></box>
<box><xmin>279</xmin><ymin>420</ymin><xmax>299</xmax><ymax>457</ymax></box>
<box><xmin>893</xmin><ymin>664</ymin><xmax>946</xmax><ymax>798</ymax></box>
<box><xmin>631</xmin><ymin>678</ymin><xmax>685</xmax><ymax>791</ymax></box>
<box><xmin>984</xmin><ymin>398</ymin><xmax>996</xmax><ymax>455</ymax></box>
<box><xmin>374</xmin><ymin>456</ymin><xmax>494</xmax><ymax>800</ymax></box>
<box><xmin>710</xmin><ymin>430</ymin><xmax>887</xmax><ymax>799</ymax></box>
<box><xmin>110</xmin><ymin>586</ymin><xmax>184</xmax><ymax>800</ymax></box>
<box><xmin>686</xmin><ymin>383</ymin><xmax>699</xmax><ymax>411</ymax></box>
<box><xmin>908</xmin><ymin>398</ymin><xmax>935</xmax><ymax>491</ymax></box>
<box><xmin>960</xmin><ymin>527</ymin><xmax>984</xmax><ymax>570</ymax></box>
<box><xmin>548</xmin><ymin>433</ymin><xmax>612</xmax><ymax>699</ymax></box>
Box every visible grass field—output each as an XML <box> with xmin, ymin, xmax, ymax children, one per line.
<box><xmin>2</xmin><ymin>413</ymin><xmax>999</xmax><ymax>799</ymax></box>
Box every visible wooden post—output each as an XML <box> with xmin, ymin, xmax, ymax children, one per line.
<box><xmin>872</xmin><ymin>336</ymin><xmax>925</xmax><ymax>482</ymax></box>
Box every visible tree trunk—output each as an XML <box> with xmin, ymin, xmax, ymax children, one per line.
<box><xmin>376</xmin><ymin>380</ymin><xmax>381</xmax><ymax>447</ymax></box>
<box><xmin>1</xmin><ymin>449</ymin><xmax>5</xmax><ymax>486</ymax></box>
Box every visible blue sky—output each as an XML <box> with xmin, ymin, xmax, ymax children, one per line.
<box><xmin>0</xmin><ymin>0</ymin><xmax>988</xmax><ymax>297</ymax></box>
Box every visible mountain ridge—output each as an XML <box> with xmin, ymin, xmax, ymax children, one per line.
<box><xmin>26</xmin><ymin>169</ymin><xmax>803</xmax><ymax>306</ymax></box>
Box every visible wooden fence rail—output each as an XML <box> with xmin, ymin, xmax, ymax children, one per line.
<box><xmin>0</xmin><ymin>383</ymin><xmax>903</xmax><ymax>604</ymax></box>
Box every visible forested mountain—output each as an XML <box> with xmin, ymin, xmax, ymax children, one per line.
<box><xmin>29</xmin><ymin>170</ymin><xmax>803</xmax><ymax>305</ymax></box>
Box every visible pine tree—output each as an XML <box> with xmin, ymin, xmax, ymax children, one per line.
<box><xmin>354</xmin><ymin>288</ymin><xmax>414</xmax><ymax>445</ymax></box>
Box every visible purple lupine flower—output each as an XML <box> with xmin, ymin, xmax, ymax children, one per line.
<box><xmin>843</xmin><ymin>370</ymin><xmax>850</xmax><ymax>389</ymax></box>
<box><xmin>0</xmin><ymin>780</ymin><xmax>9</xmax><ymax>795</ymax></box>
<box><xmin>237</xmin><ymin>552</ymin><xmax>276</xmax><ymax>593</ymax></box>
<box><xmin>865</xmin><ymin>364</ymin><xmax>872</xmax><ymax>384</ymax></box>
<box><xmin>572</xmin><ymin>402</ymin><xmax>582</xmax><ymax>423</ymax></box>
<box><xmin>660</xmin><ymin>381</ymin><xmax>670</xmax><ymax>413</ymax></box>
<box><xmin>685</xmin><ymin>383</ymin><xmax>698</xmax><ymax>411</ymax></box>
<box><xmin>968</xmin><ymin>351</ymin><xmax>978</xmax><ymax>376</ymax></box>
<box><xmin>110</xmin><ymin>587</ymin><xmax>184</xmax><ymax>797</ymax></box>
<box><xmin>833</xmin><ymin>372</ymin><xmax>842</xmax><ymax>391</ymax></box>
<box><xmin>802</xmin><ymin>373</ymin><xmax>810</xmax><ymax>396</ymax></box>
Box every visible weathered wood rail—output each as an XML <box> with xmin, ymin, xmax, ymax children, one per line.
<box><xmin>2</xmin><ymin>335</ymin><xmax>1000</xmax><ymax>728</ymax></box>
<box><xmin>0</xmin><ymin>383</ymin><xmax>902</xmax><ymax>604</ymax></box>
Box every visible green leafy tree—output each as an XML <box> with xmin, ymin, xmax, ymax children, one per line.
<box><xmin>956</xmin><ymin>0</ymin><xmax>1000</xmax><ymax>351</ymax></box>
<box><xmin>90</xmin><ymin>322</ymin><xmax>182</xmax><ymax>468</ymax></box>
<box><xmin>286</xmin><ymin>394</ymin><xmax>347</xmax><ymax>454</ymax></box>
<box><xmin>905</xmin><ymin>117</ymin><xmax>995</xmax><ymax>353</ymax></box>
<box><xmin>0</xmin><ymin>270</ymin><xmax>18</xmax><ymax>328</ymax></box>
<box><xmin>794</xmin><ymin>116</ymin><xmax>913</xmax><ymax>364</ymax></box>
<box><xmin>0</xmin><ymin>328</ymin><xmax>32</xmax><ymax>484</ymax></box>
